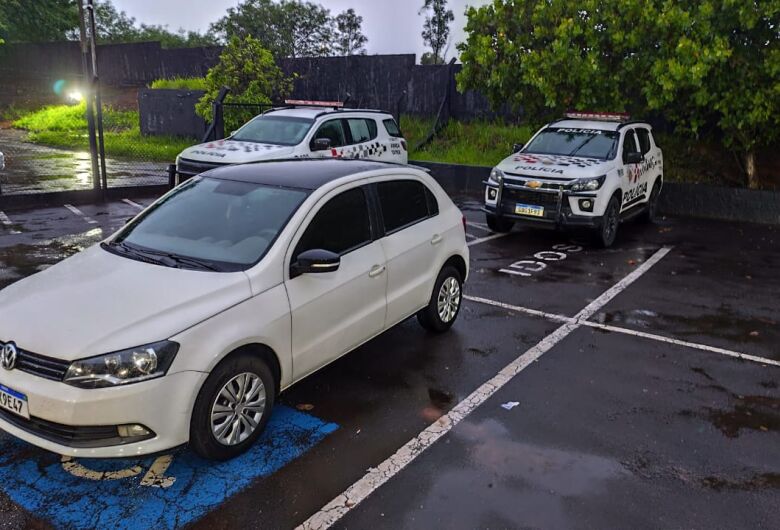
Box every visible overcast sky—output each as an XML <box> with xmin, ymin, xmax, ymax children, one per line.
<box><xmin>112</xmin><ymin>0</ymin><xmax>489</xmax><ymax>59</ymax></box>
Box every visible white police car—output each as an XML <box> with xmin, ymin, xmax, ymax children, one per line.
<box><xmin>484</xmin><ymin>112</ymin><xmax>663</xmax><ymax>247</ymax></box>
<box><xmin>175</xmin><ymin>101</ymin><xmax>408</xmax><ymax>183</ymax></box>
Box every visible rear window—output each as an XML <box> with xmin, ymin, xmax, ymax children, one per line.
<box><xmin>377</xmin><ymin>180</ymin><xmax>436</xmax><ymax>233</ymax></box>
<box><xmin>383</xmin><ymin>118</ymin><xmax>403</xmax><ymax>138</ymax></box>
<box><xmin>636</xmin><ymin>128</ymin><xmax>652</xmax><ymax>155</ymax></box>
<box><xmin>347</xmin><ymin>118</ymin><xmax>378</xmax><ymax>144</ymax></box>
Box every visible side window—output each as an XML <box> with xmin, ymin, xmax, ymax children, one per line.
<box><xmin>622</xmin><ymin>130</ymin><xmax>639</xmax><ymax>163</ymax></box>
<box><xmin>347</xmin><ymin>119</ymin><xmax>378</xmax><ymax>144</ymax></box>
<box><xmin>293</xmin><ymin>187</ymin><xmax>371</xmax><ymax>259</ymax></box>
<box><xmin>636</xmin><ymin>128</ymin><xmax>652</xmax><ymax>155</ymax></box>
<box><xmin>311</xmin><ymin>119</ymin><xmax>346</xmax><ymax>149</ymax></box>
<box><xmin>377</xmin><ymin>180</ymin><xmax>434</xmax><ymax>233</ymax></box>
<box><xmin>425</xmin><ymin>186</ymin><xmax>439</xmax><ymax>216</ymax></box>
<box><xmin>383</xmin><ymin>118</ymin><xmax>403</xmax><ymax>138</ymax></box>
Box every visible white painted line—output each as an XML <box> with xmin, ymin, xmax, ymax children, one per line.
<box><xmin>122</xmin><ymin>199</ymin><xmax>145</xmax><ymax>211</ymax></box>
<box><xmin>466</xmin><ymin>221</ymin><xmax>493</xmax><ymax>233</ymax></box>
<box><xmin>64</xmin><ymin>204</ymin><xmax>98</xmax><ymax>225</ymax></box>
<box><xmin>464</xmin><ymin>294</ymin><xmax>569</xmax><ymax>323</ymax></box>
<box><xmin>0</xmin><ymin>211</ymin><xmax>20</xmax><ymax>234</ymax></box>
<box><xmin>467</xmin><ymin>232</ymin><xmax>510</xmax><ymax>247</ymax></box>
<box><xmin>298</xmin><ymin>246</ymin><xmax>672</xmax><ymax>530</ymax></box>
<box><xmin>465</xmin><ymin>232</ymin><xmax>477</xmax><ymax>240</ymax></box>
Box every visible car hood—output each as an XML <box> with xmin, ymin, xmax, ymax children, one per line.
<box><xmin>0</xmin><ymin>245</ymin><xmax>252</xmax><ymax>361</ymax></box>
<box><xmin>179</xmin><ymin>139</ymin><xmax>297</xmax><ymax>164</ymax></box>
<box><xmin>497</xmin><ymin>153</ymin><xmax>617</xmax><ymax>180</ymax></box>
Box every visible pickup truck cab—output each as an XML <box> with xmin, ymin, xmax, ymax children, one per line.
<box><xmin>483</xmin><ymin>112</ymin><xmax>663</xmax><ymax>247</ymax></box>
<box><xmin>175</xmin><ymin>101</ymin><xmax>408</xmax><ymax>184</ymax></box>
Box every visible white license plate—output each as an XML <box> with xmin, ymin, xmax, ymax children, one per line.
<box><xmin>0</xmin><ymin>384</ymin><xmax>30</xmax><ymax>420</ymax></box>
<box><xmin>515</xmin><ymin>203</ymin><xmax>545</xmax><ymax>217</ymax></box>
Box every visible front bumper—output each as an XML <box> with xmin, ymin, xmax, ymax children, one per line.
<box><xmin>0</xmin><ymin>368</ymin><xmax>207</xmax><ymax>458</ymax></box>
<box><xmin>483</xmin><ymin>180</ymin><xmax>601</xmax><ymax>228</ymax></box>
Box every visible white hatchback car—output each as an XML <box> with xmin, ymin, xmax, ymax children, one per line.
<box><xmin>0</xmin><ymin>160</ymin><xmax>468</xmax><ymax>460</ymax></box>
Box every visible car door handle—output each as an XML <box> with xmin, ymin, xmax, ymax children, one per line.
<box><xmin>431</xmin><ymin>234</ymin><xmax>443</xmax><ymax>245</ymax></box>
<box><xmin>369</xmin><ymin>265</ymin><xmax>386</xmax><ymax>278</ymax></box>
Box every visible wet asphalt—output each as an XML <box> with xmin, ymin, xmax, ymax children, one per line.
<box><xmin>0</xmin><ymin>195</ymin><xmax>777</xmax><ymax>529</ymax></box>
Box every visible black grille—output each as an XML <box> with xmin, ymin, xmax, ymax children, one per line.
<box><xmin>176</xmin><ymin>157</ymin><xmax>227</xmax><ymax>176</ymax></box>
<box><xmin>0</xmin><ymin>408</ymin><xmax>128</xmax><ymax>448</ymax></box>
<box><xmin>503</xmin><ymin>188</ymin><xmax>561</xmax><ymax>209</ymax></box>
<box><xmin>0</xmin><ymin>343</ymin><xmax>69</xmax><ymax>381</ymax></box>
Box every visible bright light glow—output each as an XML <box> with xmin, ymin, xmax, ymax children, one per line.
<box><xmin>67</xmin><ymin>90</ymin><xmax>84</xmax><ymax>103</ymax></box>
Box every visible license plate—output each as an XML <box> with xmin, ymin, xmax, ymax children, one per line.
<box><xmin>515</xmin><ymin>203</ymin><xmax>545</xmax><ymax>217</ymax></box>
<box><xmin>0</xmin><ymin>384</ymin><xmax>29</xmax><ymax>420</ymax></box>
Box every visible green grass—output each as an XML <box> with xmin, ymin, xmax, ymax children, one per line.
<box><xmin>402</xmin><ymin>115</ymin><xmax>533</xmax><ymax>166</ymax></box>
<box><xmin>149</xmin><ymin>77</ymin><xmax>208</xmax><ymax>90</ymax></box>
<box><xmin>12</xmin><ymin>104</ymin><xmax>192</xmax><ymax>162</ymax></box>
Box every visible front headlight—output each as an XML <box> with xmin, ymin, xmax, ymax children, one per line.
<box><xmin>489</xmin><ymin>167</ymin><xmax>505</xmax><ymax>184</ymax></box>
<box><xmin>570</xmin><ymin>175</ymin><xmax>606</xmax><ymax>192</ymax></box>
<box><xmin>64</xmin><ymin>341</ymin><xmax>179</xmax><ymax>389</ymax></box>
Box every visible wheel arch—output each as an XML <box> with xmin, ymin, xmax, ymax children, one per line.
<box><xmin>210</xmin><ymin>343</ymin><xmax>283</xmax><ymax>397</ymax></box>
<box><xmin>442</xmin><ymin>253</ymin><xmax>468</xmax><ymax>283</ymax></box>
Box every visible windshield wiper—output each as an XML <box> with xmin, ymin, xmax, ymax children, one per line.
<box><xmin>128</xmin><ymin>247</ymin><xmax>222</xmax><ymax>272</ymax></box>
<box><xmin>102</xmin><ymin>241</ymin><xmax>168</xmax><ymax>266</ymax></box>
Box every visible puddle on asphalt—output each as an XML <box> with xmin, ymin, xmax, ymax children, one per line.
<box><xmin>680</xmin><ymin>366</ymin><xmax>780</xmax><ymax>438</ymax></box>
<box><xmin>701</xmin><ymin>472</ymin><xmax>780</xmax><ymax>491</ymax></box>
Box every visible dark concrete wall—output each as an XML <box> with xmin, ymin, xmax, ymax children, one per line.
<box><xmin>138</xmin><ymin>88</ymin><xmax>207</xmax><ymax>138</ymax></box>
<box><xmin>412</xmin><ymin>161</ymin><xmax>780</xmax><ymax>225</ymax></box>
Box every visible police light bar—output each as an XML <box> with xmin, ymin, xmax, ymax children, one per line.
<box><xmin>565</xmin><ymin>111</ymin><xmax>630</xmax><ymax>122</ymax></box>
<box><xmin>284</xmin><ymin>99</ymin><xmax>344</xmax><ymax>108</ymax></box>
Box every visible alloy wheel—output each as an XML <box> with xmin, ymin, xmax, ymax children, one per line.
<box><xmin>437</xmin><ymin>276</ymin><xmax>461</xmax><ymax>323</ymax></box>
<box><xmin>210</xmin><ymin>372</ymin><xmax>267</xmax><ymax>446</ymax></box>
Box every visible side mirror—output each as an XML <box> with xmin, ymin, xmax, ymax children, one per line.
<box><xmin>312</xmin><ymin>138</ymin><xmax>332</xmax><ymax>151</ymax></box>
<box><xmin>291</xmin><ymin>249</ymin><xmax>340</xmax><ymax>278</ymax></box>
<box><xmin>512</xmin><ymin>143</ymin><xmax>524</xmax><ymax>153</ymax></box>
<box><xmin>625</xmin><ymin>151</ymin><xmax>643</xmax><ymax>164</ymax></box>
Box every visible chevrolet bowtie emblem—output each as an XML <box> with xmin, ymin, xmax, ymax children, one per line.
<box><xmin>527</xmin><ymin>180</ymin><xmax>543</xmax><ymax>189</ymax></box>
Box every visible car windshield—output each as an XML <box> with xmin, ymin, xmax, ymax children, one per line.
<box><xmin>523</xmin><ymin>127</ymin><xmax>619</xmax><ymax>160</ymax></box>
<box><xmin>231</xmin><ymin>115</ymin><xmax>314</xmax><ymax>145</ymax></box>
<box><xmin>106</xmin><ymin>177</ymin><xmax>308</xmax><ymax>272</ymax></box>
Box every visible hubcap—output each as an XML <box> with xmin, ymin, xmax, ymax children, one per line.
<box><xmin>437</xmin><ymin>276</ymin><xmax>461</xmax><ymax>323</ymax></box>
<box><xmin>211</xmin><ymin>372</ymin><xmax>266</xmax><ymax>446</ymax></box>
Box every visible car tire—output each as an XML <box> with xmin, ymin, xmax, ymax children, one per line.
<box><xmin>417</xmin><ymin>265</ymin><xmax>463</xmax><ymax>333</ymax></box>
<box><xmin>594</xmin><ymin>195</ymin><xmax>621</xmax><ymax>248</ymax></box>
<box><xmin>640</xmin><ymin>180</ymin><xmax>662</xmax><ymax>223</ymax></box>
<box><xmin>190</xmin><ymin>353</ymin><xmax>276</xmax><ymax>461</ymax></box>
<box><xmin>486</xmin><ymin>214</ymin><xmax>514</xmax><ymax>233</ymax></box>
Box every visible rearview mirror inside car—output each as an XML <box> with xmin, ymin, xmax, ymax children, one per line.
<box><xmin>291</xmin><ymin>249</ymin><xmax>340</xmax><ymax>278</ymax></box>
<box><xmin>512</xmin><ymin>143</ymin><xmax>524</xmax><ymax>153</ymax></box>
<box><xmin>312</xmin><ymin>138</ymin><xmax>332</xmax><ymax>151</ymax></box>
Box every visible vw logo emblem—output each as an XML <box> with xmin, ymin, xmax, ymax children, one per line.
<box><xmin>1</xmin><ymin>343</ymin><xmax>18</xmax><ymax>371</ymax></box>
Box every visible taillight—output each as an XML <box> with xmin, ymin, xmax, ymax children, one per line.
<box><xmin>401</xmin><ymin>139</ymin><xmax>408</xmax><ymax>151</ymax></box>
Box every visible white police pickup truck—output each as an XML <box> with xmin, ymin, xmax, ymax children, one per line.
<box><xmin>484</xmin><ymin>112</ymin><xmax>663</xmax><ymax>247</ymax></box>
<box><xmin>175</xmin><ymin>101</ymin><xmax>408</xmax><ymax>184</ymax></box>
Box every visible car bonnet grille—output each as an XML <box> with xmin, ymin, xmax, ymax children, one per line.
<box><xmin>0</xmin><ymin>342</ymin><xmax>69</xmax><ymax>381</ymax></box>
<box><xmin>177</xmin><ymin>157</ymin><xmax>228</xmax><ymax>176</ymax></box>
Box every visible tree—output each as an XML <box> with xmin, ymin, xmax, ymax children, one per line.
<box><xmin>457</xmin><ymin>0</ymin><xmax>780</xmax><ymax>188</ymax></box>
<box><xmin>0</xmin><ymin>0</ymin><xmax>79</xmax><ymax>43</ymax></box>
<box><xmin>195</xmin><ymin>35</ymin><xmax>293</xmax><ymax>129</ymax></box>
<box><xmin>210</xmin><ymin>0</ymin><xmax>334</xmax><ymax>58</ymax></box>
<box><xmin>333</xmin><ymin>9</ymin><xmax>367</xmax><ymax>56</ymax></box>
<box><xmin>420</xmin><ymin>52</ymin><xmax>445</xmax><ymax>65</ymax></box>
<box><xmin>419</xmin><ymin>0</ymin><xmax>454</xmax><ymax>65</ymax></box>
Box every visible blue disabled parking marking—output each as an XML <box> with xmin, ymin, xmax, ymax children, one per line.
<box><xmin>0</xmin><ymin>405</ymin><xmax>338</xmax><ymax>529</ymax></box>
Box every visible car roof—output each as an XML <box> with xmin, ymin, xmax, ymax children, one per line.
<box><xmin>203</xmin><ymin>158</ymin><xmax>411</xmax><ymax>190</ymax></box>
<box><xmin>548</xmin><ymin>119</ymin><xmax>650</xmax><ymax>131</ymax></box>
<box><xmin>265</xmin><ymin>107</ymin><xmax>393</xmax><ymax>120</ymax></box>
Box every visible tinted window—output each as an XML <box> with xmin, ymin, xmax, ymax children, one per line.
<box><xmin>636</xmin><ymin>128</ymin><xmax>652</xmax><ymax>155</ymax></box>
<box><xmin>113</xmin><ymin>177</ymin><xmax>307</xmax><ymax>270</ymax></box>
<box><xmin>622</xmin><ymin>130</ymin><xmax>639</xmax><ymax>163</ymax></box>
<box><xmin>523</xmin><ymin>127</ymin><xmax>619</xmax><ymax>159</ymax></box>
<box><xmin>377</xmin><ymin>180</ymin><xmax>433</xmax><ymax>233</ymax></box>
<box><xmin>347</xmin><ymin>118</ymin><xmax>378</xmax><ymax>144</ymax></box>
<box><xmin>294</xmin><ymin>187</ymin><xmax>371</xmax><ymax>258</ymax></box>
<box><xmin>231</xmin><ymin>116</ymin><xmax>314</xmax><ymax>145</ymax></box>
<box><xmin>312</xmin><ymin>120</ymin><xmax>346</xmax><ymax>148</ymax></box>
<box><xmin>383</xmin><ymin>119</ymin><xmax>402</xmax><ymax>138</ymax></box>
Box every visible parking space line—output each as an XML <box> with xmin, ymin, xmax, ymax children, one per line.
<box><xmin>64</xmin><ymin>204</ymin><xmax>98</xmax><ymax>225</ymax></box>
<box><xmin>0</xmin><ymin>211</ymin><xmax>20</xmax><ymax>234</ymax></box>
<box><xmin>465</xmin><ymin>232</ymin><xmax>478</xmax><ymax>240</ymax></box>
<box><xmin>466</xmin><ymin>221</ymin><xmax>492</xmax><ymax>233</ymax></box>
<box><xmin>122</xmin><ymin>199</ymin><xmax>145</xmax><ymax>211</ymax></box>
<box><xmin>298</xmin><ymin>246</ymin><xmax>672</xmax><ymax>530</ymax></box>
<box><xmin>467</xmin><ymin>232</ymin><xmax>510</xmax><ymax>247</ymax></box>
